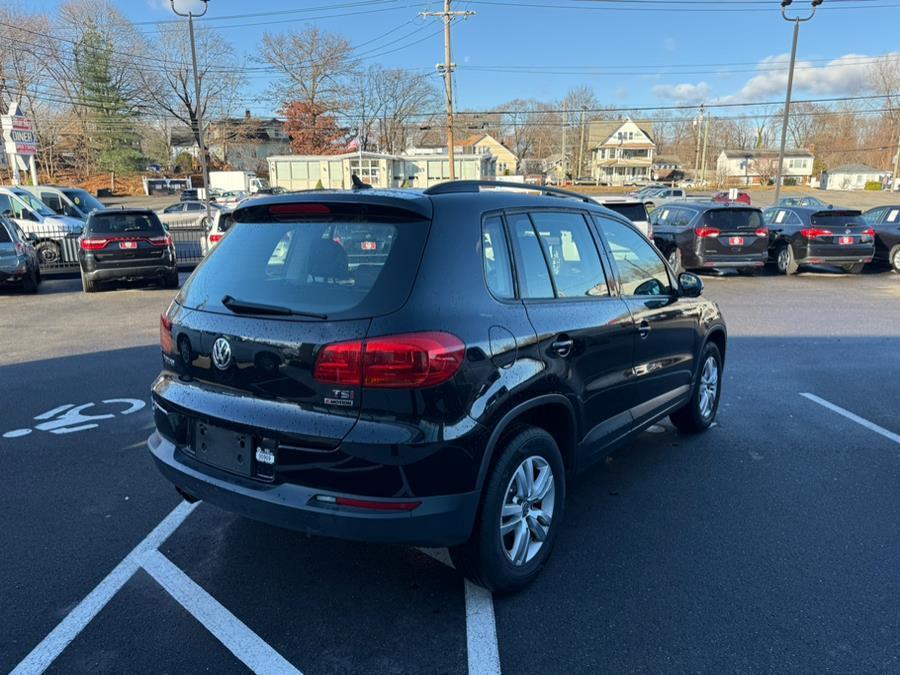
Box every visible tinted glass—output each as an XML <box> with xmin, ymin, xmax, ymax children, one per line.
<box><xmin>597</xmin><ymin>217</ymin><xmax>672</xmax><ymax>296</ymax></box>
<box><xmin>0</xmin><ymin>223</ymin><xmax>11</xmax><ymax>243</ymax></box>
<box><xmin>507</xmin><ymin>213</ymin><xmax>554</xmax><ymax>299</ymax></box>
<box><xmin>41</xmin><ymin>192</ymin><xmax>63</xmax><ymax>212</ymax></box>
<box><xmin>88</xmin><ymin>212</ymin><xmax>165</xmax><ymax>235</ymax></box>
<box><xmin>705</xmin><ymin>209</ymin><xmax>763</xmax><ymax>229</ymax></box>
<box><xmin>811</xmin><ymin>210</ymin><xmax>864</xmax><ymax>227</ymax></box>
<box><xmin>530</xmin><ymin>212</ymin><xmax>608</xmax><ymax>298</ymax></box>
<box><xmin>179</xmin><ymin>216</ymin><xmax>428</xmax><ymax>319</ymax></box>
<box><xmin>482</xmin><ymin>216</ymin><xmax>514</xmax><ymax>300</ymax></box>
<box><xmin>163</xmin><ymin>204</ymin><xmax>182</xmax><ymax>213</ymax></box>
<box><xmin>62</xmin><ymin>189</ymin><xmax>105</xmax><ymax>213</ymax></box>
<box><xmin>862</xmin><ymin>208</ymin><xmax>885</xmax><ymax>225</ymax></box>
<box><xmin>14</xmin><ymin>191</ymin><xmax>55</xmax><ymax>217</ymax></box>
<box><xmin>603</xmin><ymin>202</ymin><xmax>647</xmax><ymax>223</ymax></box>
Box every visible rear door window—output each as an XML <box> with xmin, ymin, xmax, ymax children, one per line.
<box><xmin>596</xmin><ymin>217</ymin><xmax>673</xmax><ymax>296</ymax></box>
<box><xmin>482</xmin><ymin>216</ymin><xmax>515</xmax><ymax>300</ymax></box>
<box><xmin>507</xmin><ymin>213</ymin><xmax>554</xmax><ymax>299</ymax></box>
<box><xmin>530</xmin><ymin>211</ymin><xmax>609</xmax><ymax>298</ymax></box>
<box><xmin>179</xmin><ymin>205</ymin><xmax>429</xmax><ymax>320</ymax></box>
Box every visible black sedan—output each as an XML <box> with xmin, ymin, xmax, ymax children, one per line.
<box><xmin>862</xmin><ymin>204</ymin><xmax>900</xmax><ymax>273</ymax></box>
<box><xmin>650</xmin><ymin>203</ymin><xmax>769</xmax><ymax>275</ymax></box>
<box><xmin>762</xmin><ymin>207</ymin><xmax>875</xmax><ymax>275</ymax></box>
<box><xmin>78</xmin><ymin>209</ymin><xmax>179</xmax><ymax>293</ymax></box>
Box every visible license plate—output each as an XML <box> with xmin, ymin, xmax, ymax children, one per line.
<box><xmin>729</xmin><ymin>236</ymin><xmax>744</xmax><ymax>246</ymax></box>
<box><xmin>839</xmin><ymin>236</ymin><xmax>854</xmax><ymax>245</ymax></box>
<box><xmin>192</xmin><ymin>422</ymin><xmax>253</xmax><ymax>476</ymax></box>
<box><xmin>119</xmin><ymin>241</ymin><xmax>137</xmax><ymax>249</ymax></box>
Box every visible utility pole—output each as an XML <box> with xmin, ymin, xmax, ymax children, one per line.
<box><xmin>421</xmin><ymin>1</ymin><xmax>474</xmax><ymax>181</ymax></box>
<box><xmin>700</xmin><ymin>114</ymin><xmax>710</xmax><ymax>184</ymax></box>
<box><xmin>891</xmin><ymin>132</ymin><xmax>900</xmax><ymax>192</ymax></box>
<box><xmin>774</xmin><ymin>0</ymin><xmax>822</xmax><ymax>203</ymax></box>
<box><xmin>693</xmin><ymin>104</ymin><xmax>704</xmax><ymax>181</ymax></box>
<box><xmin>560</xmin><ymin>109</ymin><xmax>568</xmax><ymax>184</ymax></box>
<box><xmin>577</xmin><ymin>108</ymin><xmax>586</xmax><ymax>180</ymax></box>
<box><xmin>171</xmin><ymin>0</ymin><xmax>212</xmax><ymax>227</ymax></box>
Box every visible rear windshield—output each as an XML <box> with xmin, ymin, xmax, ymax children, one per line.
<box><xmin>704</xmin><ymin>209</ymin><xmax>763</xmax><ymax>229</ymax></box>
<box><xmin>179</xmin><ymin>213</ymin><xmax>429</xmax><ymax>320</ymax></box>
<box><xmin>811</xmin><ymin>210</ymin><xmax>864</xmax><ymax>226</ymax></box>
<box><xmin>88</xmin><ymin>212</ymin><xmax>165</xmax><ymax>234</ymax></box>
<box><xmin>603</xmin><ymin>203</ymin><xmax>647</xmax><ymax>223</ymax></box>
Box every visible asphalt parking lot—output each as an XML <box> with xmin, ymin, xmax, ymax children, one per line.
<box><xmin>1</xmin><ymin>267</ymin><xmax>898</xmax><ymax>674</ymax></box>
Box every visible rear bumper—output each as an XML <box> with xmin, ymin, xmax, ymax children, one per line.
<box><xmin>796</xmin><ymin>254</ymin><xmax>872</xmax><ymax>265</ymax></box>
<box><xmin>148</xmin><ymin>432</ymin><xmax>480</xmax><ymax>547</ymax></box>
<box><xmin>83</xmin><ymin>260</ymin><xmax>176</xmax><ymax>281</ymax></box>
<box><xmin>688</xmin><ymin>252</ymin><xmax>767</xmax><ymax>269</ymax></box>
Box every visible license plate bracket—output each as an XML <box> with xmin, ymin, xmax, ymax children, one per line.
<box><xmin>192</xmin><ymin>422</ymin><xmax>253</xmax><ymax>476</ymax></box>
<box><xmin>729</xmin><ymin>236</ymin><xmax>744</xmax><ymax>246</ymax></box>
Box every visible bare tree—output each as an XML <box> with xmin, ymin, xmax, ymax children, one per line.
<box><xmin>371</xmin><ymin>69</ymin><xmax>440</xmax><ymax>154</ymax></box>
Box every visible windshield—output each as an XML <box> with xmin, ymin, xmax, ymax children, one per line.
<box><xmin>62</xmin><ymin>189</ymin><xmax>105</xmax><ymax>214</ymax></box>
<box><xmin>179</xmin><ymin>212</ymin><xmax>429</xmax><ymax>320</ymax></box>
<box><xmin>15</xmin><ymin>191</ymin><xmax>55</xmax><ymax>217</ymax></box>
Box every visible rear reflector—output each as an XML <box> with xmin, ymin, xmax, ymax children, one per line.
<box><xmin>314</xmin><ymin>332</ymin><xmax>465</xmax><ymax>389</ymax></box>
<box><xmin>314</xmin><ymin>495</ymin><xmax>422</xmax><ymax>511</ymax></box>
<box><xmin>695</xmin><ymin>227</ymin><xmax>720</xmax><ymax>238</ymax></box>
<box><xmin>160</xmin><ymin>314</ymin><xmax>175</xmax><ymax>354</ymax></box>
<box><xmin>209</xmin><ymin>234</ymin><xmax>224</xmax><ymax>243</ymax></box>
<box><xmin>800</xmin><ymin>228</ymin><xmax>833</xmax><ymax>239</ymax></box>
<box><xmin>268</xmin><ymin>203</ymin><xmax>331</xmax><ymax>217</ymax></box>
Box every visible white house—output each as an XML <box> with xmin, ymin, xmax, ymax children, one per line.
<box><xmin>268</xmin><ymin>151</ymin><xmax>495</xmax><ymax>191</ymax></box>
<box><xmin>589</xmin><ymin>118</ymin><xmax>655</xmax><ymax>186</ymax></box>
<box><xmin>822</xmin><ymin>164</ymin><xmax>889</xmax><ymax>191</ymax></box>
<box><xmin>715</xmin><ymin>149</ymin><xmax>814</xmax><ymax>186</ymax></box>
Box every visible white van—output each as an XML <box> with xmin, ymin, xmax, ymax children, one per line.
<box><xmin>0</xmin><ymin>187</ymin><xmax>84</xmax><ymax>265</ymax></box>
<box><xmin>20</xmin><ymin>185</ymin><xmax>106</xmax><ymax>221</ymax></box>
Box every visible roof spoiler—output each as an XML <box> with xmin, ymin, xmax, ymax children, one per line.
<box><xmin>424</xmin><ymin>180</ymin><xmax>593</xmax><ymax>204</ymax></box>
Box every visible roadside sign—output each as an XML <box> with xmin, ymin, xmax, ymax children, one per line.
<box><xmin>2</xmin><ymin>101</ymin><xmax>38</xmax><ymax>156</ymax></box>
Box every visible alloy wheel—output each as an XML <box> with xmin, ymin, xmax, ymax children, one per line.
<box><xmin>698</xmin><ymin>355</ymin><xmax>719</xmax><ymax>419</ymax></box>
<box><xmin>500</xmin><ymin>455</ymin><xmax>556</xmax><ymax>566</ymax></box>
<box><xmin>777</xmin><ymin>247</ymin><xmax>790</xmax><ymax>273</ymax></box>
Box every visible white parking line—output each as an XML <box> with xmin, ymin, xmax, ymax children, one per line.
<box><xmin>464</xmin><ymin>581</ymin><xmax>502</xmax><ymax>675</ymax></box>
<box><xmin>141</xmin><ymin>550</ymin><xmax>300</xmax><ymax>674</ymax></box>
<box><xmin>800</xmin><ymin>393</ymin><xmax>900</xmax><ymax>444</ymax></box>
<box><xmin>11</xmin><ymin>500</ymin><xmax>198</xmax><ymax>675</ymax></box>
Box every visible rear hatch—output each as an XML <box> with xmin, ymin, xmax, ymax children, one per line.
<box><xmin>601</xmin><ymin>201</ymin><xmax>651</xmax><ymax>236</ymax></box>
<box><xmin>698</xmin><ymin>208</ymin><xmax>768</xmax><ymax>258</ymax></box>
<box><xmin>157</xmin><ymin>197</ymin><xmax>432</xmax><ymax>451</ymax></box>
<box><xmin>83</xmin><ymin>211</ymin><xmax>169</xmax><ymax>267</ymax></box>
<box><xmin>806</xmin><ymin>210</ymin><xmax>873</xmax><ymax>253</ymax></box>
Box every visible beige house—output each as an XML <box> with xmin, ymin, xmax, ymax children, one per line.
<box><xmin>268</xmin><ymin>151</ymin><xmax>496</xmax><ymax>191</ymax></box>
<box><xmin>459</xmin><ymin>134</ymin><xmax>519</xmax><ymax>176</ymax></box>
<box><xmin>588</xmin><ymin>118</ymin><xmax>656</xmax><ymax>186</ymax></box>
<box><xmin>715</xmin><ymin>149</ymin><xmax>814</xmax><ymax>186</ymax></box>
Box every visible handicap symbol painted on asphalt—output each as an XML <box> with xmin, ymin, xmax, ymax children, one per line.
<box><xmin>3</xmin><ymin>399</ymin><xmax>146</xmax><ymax>439</ymax></box>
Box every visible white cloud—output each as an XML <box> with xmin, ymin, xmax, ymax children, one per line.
<box><xmin>652</xmin><ymin>81</ymin><xmax>711</xmax><ymax>104</ymax></box>
<box><xmin>663</xmin><ymin>38</ymin><xmax>677</xmax><ymax>53</ymax></box>
<box><xmin>717</xmin><ymin>52</ymin><xmax>898</xmax><ymax>103</ymax></box>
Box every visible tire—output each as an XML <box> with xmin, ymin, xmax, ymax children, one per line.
<box><xmin>80</xmin><ymin>268</ymin><xmax>97</xmax><ymax>293</ymax></box>
<box><xmin>736</xmin><ymin>267</ymin><xmax>756</xmax><ymax>277</ymax></box>
<box><xmin>775</xmin><ymin>243</ymin><xmax>798</xmax><ymax>275</ymax></box>
<box><xmin>164</xmin><ymin>270</ymin><xmax>180</xmax><ymax>289</ymax></box>
<box><xmin>891</xmin><ymin>246</ymin><xmax>900</xmax><ymax>274</ymax></box>
<box><xmin>670</xmin><ymin>342</ymin><xmax>723</xmax><ymax>434</ymax></box>
<box><xmin>841</xmin><ymin>263</ymin><xmax>865</xmax><ymax>274</ymax></box>
<box><xmin>35</xmin><ymin>267</ymin><xmax>42</xmax><ymax>284</ymax></box>
<box><xmin>22</xmin><ymin>269</ymin><xmax>39</xmax><ymax>293</ymax></box>
<box><xmin>666</xmin><ymin>247</ymin><xmax>683</xmax><ymax>275</ymax></box>
<box><xmin>449</xmin><ymin>427</ymin><xmax>565</xmax><ymax>594</ymax></box>
<box><xmin>35</xmin><ymin>240</ymin><xmax>61</xmax><ymax>266</ymax></box>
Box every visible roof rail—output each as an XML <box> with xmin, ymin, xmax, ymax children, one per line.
<box><xmin>423</xmin><ymin>180</ymin><xmax>593</xmax><ymax>204</ymax></box>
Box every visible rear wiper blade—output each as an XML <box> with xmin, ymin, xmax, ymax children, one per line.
<box><xmin>221</xmin><ymin>295</ymin><xmax>327</xmax><ymax>319</ymax></box>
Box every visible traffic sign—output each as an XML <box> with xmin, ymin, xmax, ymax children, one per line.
<box><xmin>2</xmin><ymin>101</ymin><xmax>38</xmax><ymax>156</ymax></box>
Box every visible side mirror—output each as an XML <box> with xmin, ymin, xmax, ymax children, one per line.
<box><xmin>679</xmin><ymin>272</ymin><xmax>704</xmax><ymax>298</ymax></box>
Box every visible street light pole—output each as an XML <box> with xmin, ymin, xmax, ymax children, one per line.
<box><xmin>171</xmin><ymin>0</ymin><xmax>212</xmax><ymax>228</ymax></box>
<box><xmin>773</xmin><ymin>0</ymin><xmax>821</xmax><ymax>204</ymax></box>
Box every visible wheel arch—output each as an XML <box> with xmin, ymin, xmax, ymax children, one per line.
<box><xmin>703</xmin><ymin>326</ymin><xmax>727</xmax><ymax>367</ymax></box>
<box><xmin>475</xmin><ymin>395</ymin><xmax>578</xmax><ymax>492</ymax></box>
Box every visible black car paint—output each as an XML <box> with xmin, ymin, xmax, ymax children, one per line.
<box><xmin>762</xmin><ymin>206</ymin><xmax>875</xmax><ymax>266</ymax></box>
<box><xmin>149</xmin><ymin>189</ymin><xmax>726</xmax><ymax>547</ymax></box>
<box><xmin>79</xmin><ymin>208</ymin><xmax>177</xmax><ymax>283</ymax></box>
<box><xmin>862</xmin><ymin>205</ymin><xmax>900</xmax><ymax>265</ymax></box>
<box><xmin>651</xmin><ymin>203</ymin><xmax>769</xmax><ymax>270</ymax></box>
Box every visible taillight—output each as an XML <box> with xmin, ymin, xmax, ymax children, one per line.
<box><xmin>800</xmin><ymin>228</ymin><xmax>833</xmax><ymax>239</ymax></box>
<box><xmin>148</xmin><ymin>234</ymin><xmax>173</xmax><ymax>247</ymax></box>
<box><xmin>81</xmin><ymin>238</ymin><xmax>109</xmax><ymax>251</ymax></box>
<box><xmin>160</xmin><ymin>314</ymin><xmax>175</xmax><ymax>354</ymax></box>
<box><xmin>314</xmin><ymin>332</ymin><xmax>465</xmax><ymax>389</ymax></box>
<box><xmin>755</xmin><ymin>227</ymin><xmax>769</xmax><ymax>237</ymax></box>
<box><xmin>862</xmin><ymin>227</ymin><xmax>875</xmax><ymax>238</ymax></box>
<box><xmin>209</xmin><ymin>234</ymin><xmax>223</xmax><ymax>243</ymax></box>
<box><xmin>695</xmin><ymin>227</ymin><xmax>720</xmax><ymax>238</ymax></box>
<box><xmin>15</xmin><ymin>242</ymin><xmax>25</xmax><ymax>255</ymax></box>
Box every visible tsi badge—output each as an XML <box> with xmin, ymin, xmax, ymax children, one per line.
<box><xmin>324</xmin><ymin>389</ymin><xmax>355</xmax><ymax>407</ymax></box>
<box><xmin>211</xmin><ymin>336</ymin><xmax>232</xmax><ymax>370</ymax></box>
<box><xmin>255</xmin><ymin>445</ymin><xmax>276</xmax><ymax>465</ymax></box>
<box><xmin>254</xmin><ymin>439</ymin><xmax>277</xmax><ymax>479</ymax></box>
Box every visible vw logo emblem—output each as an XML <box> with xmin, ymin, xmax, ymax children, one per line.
<box><xmin>211</xmin><ymin>337</ymin><xmax>233</xmax><ymax>371</ymax></box>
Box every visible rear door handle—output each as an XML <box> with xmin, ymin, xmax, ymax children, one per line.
<box><xmin>638</xmin><ymin>320</ymin><xmax>651</xmax><ymax>339</ymax></box>
<box><xmin>550</xmin><ymin>337</ymin><xmax>574</xmax><ymax>357</ymax></box>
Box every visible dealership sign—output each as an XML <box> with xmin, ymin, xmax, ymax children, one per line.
<box><xmin>2</xmin><ymin>101</ymin><xmax>38</xmax><ymax>156</ymax></box>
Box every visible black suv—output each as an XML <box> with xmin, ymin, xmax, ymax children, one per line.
<box><xmin>148</xmin><ymin>182</ymin><xmax>727</xmax><ymax>592</ymax></box>
<box><xmin>650</xmin><ymin>203</ymin><xmax>769</xmax><ymax>275</ymax></box>
<box><xmin>79</xmin><ymin>209</ymin><xmax>179</xmax><ymax>293</ymax></box>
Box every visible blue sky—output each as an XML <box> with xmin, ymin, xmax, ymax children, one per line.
<box><xmin>27</xmin><ymin>0</ymin><xmax>900</xmax><ymax>114</ymax></box>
